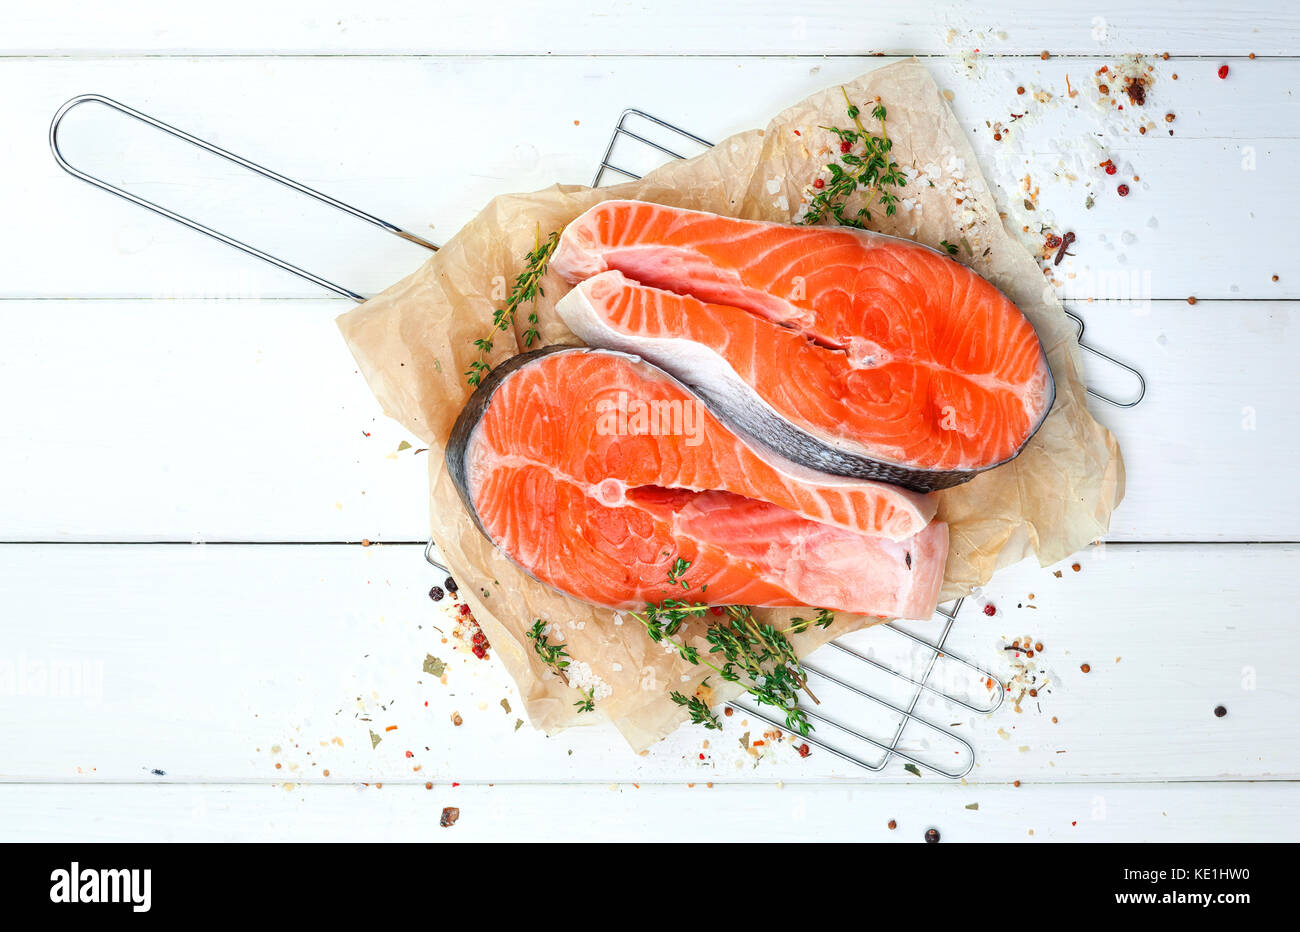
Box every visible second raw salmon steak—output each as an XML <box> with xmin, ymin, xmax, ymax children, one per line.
<box><xmin>553</xmin><ymin>200</ymin><xmax>1055</xmax><ymax>491</ymax></box>
<box><xmin>447</xmin><ymin>347</ymin><xmax>948</xmax><ymax>619</ymax></box>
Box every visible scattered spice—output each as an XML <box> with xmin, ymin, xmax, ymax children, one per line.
<box><xmin>888</xmin><ymin>819</ymin><xmax>898</xmax><ymax>830</ymax></box>
<box><xmin>1214</xmin><ymin>705</ymin><xmax>1228</xmax><ymax>718</ymax></box>
<box><xmin>1272</xmin><ymin>275</ymin><xmax>1279</xmax><ymax>282</ymax></box>
<box><xmin>440</xmin><ymin>806</ymin><xmax>460</xmax><ymax>827</ymax></box>
<box><xmin>904</xmin><ymin>763</ymin><xmax>923</xmax><ymax>778</ymax></box>
<box><xmin>428</xmin><ymin>586</ymin><xmax>445</xmax><ymax>602</ymax></box>
<box><xmin>1165</xmin><ymin>112</ymin><xmax>1176</xmax><ymax>123</ymax></box>
<box><xmin>1123</xmin><ymin>75</ymin><xmax>1147</xmax><ymax>106</ymax></box>
<box><xmin>1117</xmin><ymin>183</ymin><xmax>1130</xmax><ymax>197</ymax></box>
<box><xmin>1040</xmin><ymin>50</ymin><xmax>1050</xmax><ymax>60</ymax></box>
<box><xmin>471</xmin><ymin>628</ymin><xmax>490</xmax><ymax>660</ymax></box>
<box><xmin>1080</xmin><ymin>663</ymin><xmax>1091</xmax><ymax>673</ymax></box>
<box><xmin>1218</xmin><ymin>64</ymin><xmax>1229</xmax><ymax>79</ymax></box>
<box><xmin>1187</xmin><ymin>296</ymin><xmax>1198</xmax><ymax>305</ymax></box>
<box><xmin>1053</xmin><ymin>231</ymin><xmax>1076</xmax><ymax>267</ymax></box>
<box><xmin>1071</xmin><ymin>563</ymin><xmax>1081</xmax><ymax>572</ymax></box>
<box><xmin>445</xmin><ymin>576</ymin><xmax>458</xmax><ymax>594</ymax></box>
<box><xmin>797</xmin><ymin>743</ymin><xmax>812</xmax><ymax>758</ymax></box>
<box><xmin>450</xmin><ymin>711</ymin><xmax>463</xmax><ymax>726</ymax></box>
<box><xmin>925</xmin><ymin>827</ymin><xmax>941</xmax><ymax>843</ymax></box>
<box><xmin>1016</xmin><ymin>85</ymin><xmax>1025</xmax><ymax>95</ymax></box>
<box><xmin>1013</xmin><ymin>779</ymin><xmax>1021</xmax><ymax>787</ymax></box>
<box><xmin>983</xmin><ymin>603</ymin><xmax>997</xmax><ymax>616</ymax></box>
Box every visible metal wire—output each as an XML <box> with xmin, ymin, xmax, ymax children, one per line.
<box><xmin>593</xmin><ymin>109</ymin><xmax>1148</xmax><ymax>409</ymax></box>
<box><xmin>49</xmin><ymin>94</ymin><xmax>438</xmax><ymax>302</ymax></box>
<box><xmin>593</xmin><ymin>108</ymin><xmax>714</xmax><ymax>188</ymax></box>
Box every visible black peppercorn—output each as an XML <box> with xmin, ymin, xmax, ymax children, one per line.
<box><xmin>428</xmin><ymin>586</ymin><xmax>445</xmax><ymax>602</ymax></box>
<box><xmin>925</xmin><ymin>828</ymin><xmax>940</xmax><ymax>844</ymax></box>
<box><xmin>445</xmin><ymin>577</ymin><xmax>458</xmax><ymax>594</ymax></box>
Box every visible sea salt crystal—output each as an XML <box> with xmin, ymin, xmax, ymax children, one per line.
<box><xmin>565</xmin><ymin>659</ymin><xmax>613</xmax><ymax>701</ymax></box>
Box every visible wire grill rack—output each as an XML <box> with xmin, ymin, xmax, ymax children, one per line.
<box><xmin>595</xmin><ymin>109</ymin><xmax>1148</xmax><ymax>409</ymax></box>
<box><xmin>49</xmin><ymin>95</ymin><xmax>1145</xmax><ymax>779</ymax></box>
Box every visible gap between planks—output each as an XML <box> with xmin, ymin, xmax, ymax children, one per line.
<box><xmin>2</xmin><ymin>52</ymin><xmax>1296</xmax><ymax>60</ymax></box>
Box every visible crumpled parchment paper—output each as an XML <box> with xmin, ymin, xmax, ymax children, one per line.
<box><xmin>337</xmin><ymin>59</ymin><xmax>1124</xmax><ymax>751</ymax></box>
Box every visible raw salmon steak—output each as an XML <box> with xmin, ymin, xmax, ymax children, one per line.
<box><xmin>447</xmin><ymin>347</ymin><xmax>948</xmax><ymax>619</ymax></box>
<box><xmin>552</xmin><ymin>200</ymin><xmax>1055</xmax><ymax>492</ymax></box>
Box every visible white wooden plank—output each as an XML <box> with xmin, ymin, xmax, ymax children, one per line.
<box><xmin>3</xmin><ymin>299</ymin><xmax>1295</xmax><ymax>543</ymax></box>
<box><xmin>2</xmin><ymin>0</ymin><xmax>1295</xmax><ymax>56</ymax></box>
<box><xmin>8</xmin><ymin>56</ymin><xmax>1298</xmax><ymax>300</ymax></box>
<box><xmin>1</xmin><ymin>781</ymin><xmax>1294</xmax><ymax>842</ymax></box>
<box><xmin>2</xmin><ymin>542</ymin><xmax>1295</xmax><ymax>784</ymax></box>
<box><xmin>1080</xmin><ymin>300</ymin><xmax>1300</xmax><ymax>541</ymax></box>
<box><xmin>0</xmin><ymin>299</ymin><xmax>430</xmax><ymax>542</ymax></box>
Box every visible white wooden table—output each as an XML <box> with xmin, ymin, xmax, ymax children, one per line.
<box><xmin>2</xmin><ymin>0</ymin><xmax>1298</xmax><ymax>842</ymax></box>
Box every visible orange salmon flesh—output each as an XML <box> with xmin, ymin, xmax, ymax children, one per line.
<box><xmin>553</xmin><ymin>200</ymin><xmax>1054</xmax><ymax>487</ymax></box>
<box><xmin>450</xmin><ymin>348</ymin><xmax>948</xmax><ymax>619</ymax></box>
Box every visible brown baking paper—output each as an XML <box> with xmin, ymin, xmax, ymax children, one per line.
<box><xmin>337</xmin><ymin>59</ymin><xmax>1124</xmax><ymax>751</ymax></box>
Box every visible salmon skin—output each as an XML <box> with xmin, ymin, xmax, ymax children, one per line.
<box><xmin>552</xmin><ymin>200</ymin><xmax>1055</xmax><ymax>492</ymax></box>
<box><xmin>447</xmin><ymin>346</ymin><xmax>948</xmax><ymax>619</ymax></box>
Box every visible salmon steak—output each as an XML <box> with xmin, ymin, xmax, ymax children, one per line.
<box><xmin>447</xmin><ymin>346</ymin><xmax>948</xmax><ymax>619</ymax></box>
<box><xmin>552</xmin><ymin>200</ymin><xmax>1055</xmax><ymax>491</ymax></box>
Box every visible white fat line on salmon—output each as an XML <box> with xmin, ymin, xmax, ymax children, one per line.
<box><xmin>466</xmin><ymin>453</ymin><xmax>632</xmax><ymax>508</ymax></box>
<box><xmin>594</xmin><ymin>391</ymin><xmax>705</xmax><ymax>447</ymax></box>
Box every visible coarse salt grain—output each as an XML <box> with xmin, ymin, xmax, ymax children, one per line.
<box><xmin>565</xmin><ymin>659</ymin><xmax>612</xmax><ymax>701</ymax></box>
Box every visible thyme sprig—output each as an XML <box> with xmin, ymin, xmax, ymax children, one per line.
<box><xmin>631</xmin><ymin>562</ymin><xmax>837</xmax><ymax>736</ymax></box>
<box><xmin>526</xmin><ymin>618</ymin><xmax>571</xmax><ymax>681</ymax></box>
<box><xmin>788</xmin><ymin>607</ymin><xmax>837</xmax><ymax>635</ymax></box>
<box><xmin>526</xmin><ymin>619</ymin><xmax>596</xmax><ymax>714</ymax></box>
<box><xmin>671</xmin><ymin>684</ymin><xmax>722</xmax><ymax>730</ymax></box>
<box><xmin>800</xmin><ymin>88</ymin><xmax>906</xmax><ymax>229</ymax></box>
<box><xmin>465</xmin><ymin>225</ymin><xmax>560</xmax><ymax>387</ymax></box>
